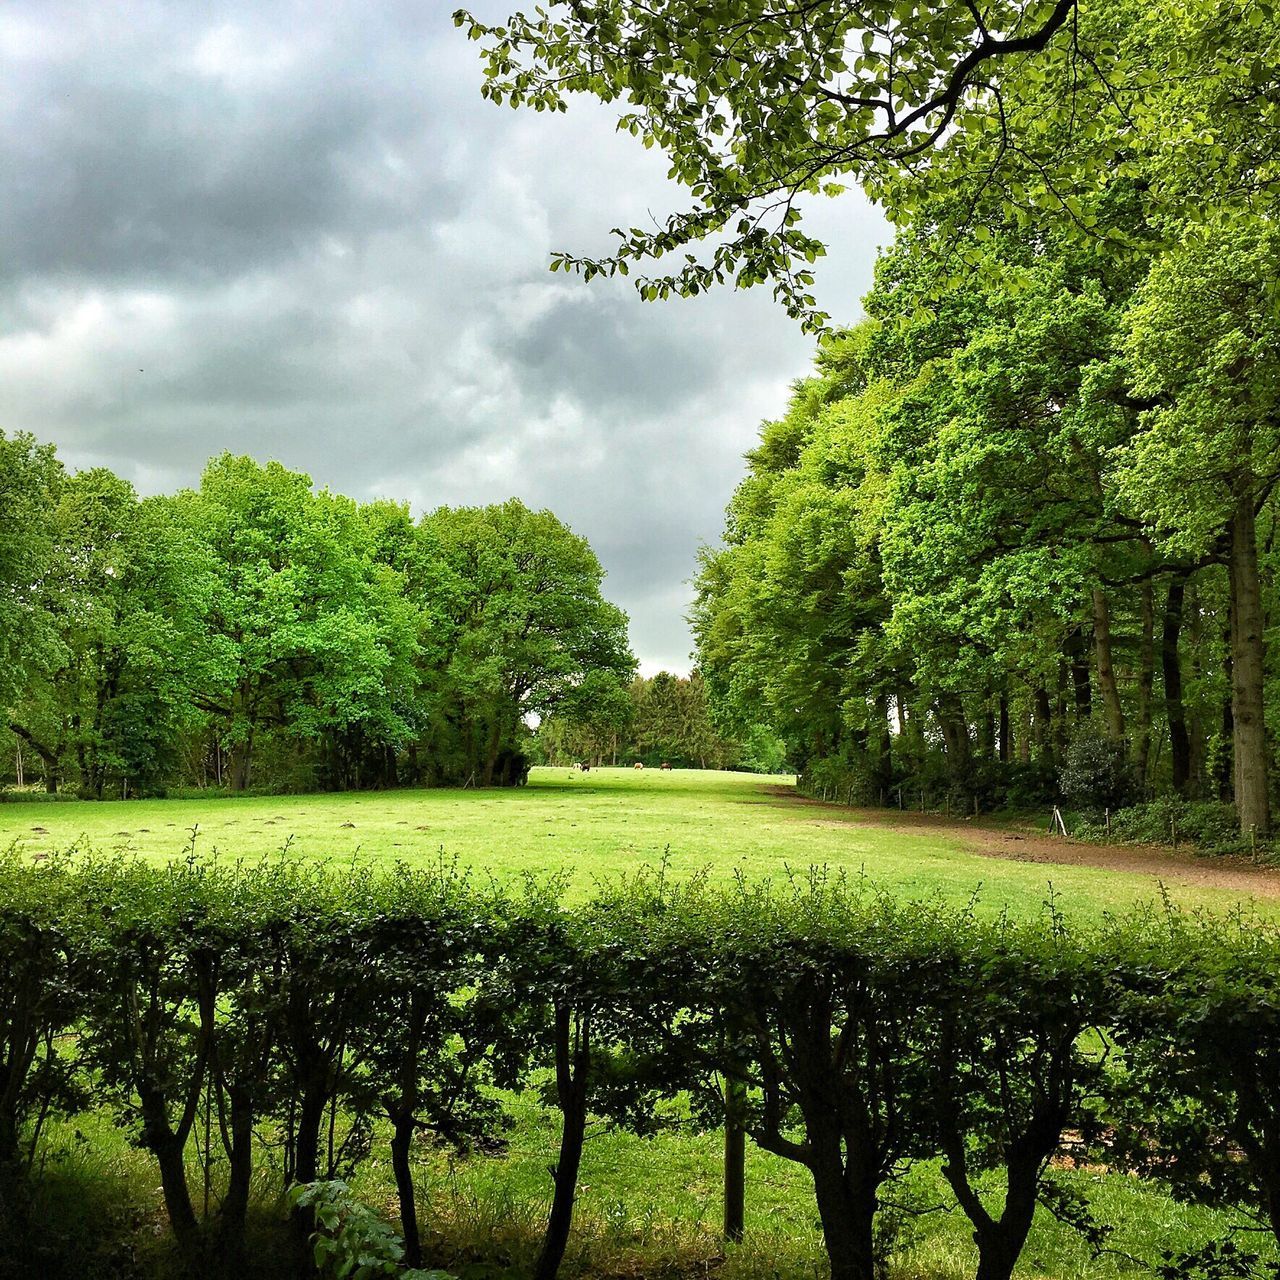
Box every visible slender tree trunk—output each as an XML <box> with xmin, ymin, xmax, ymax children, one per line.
<box><xmin>723</xmin><ymin>1079</ymin><xmax>746</xmax><ymax>1243</ymax></box>
<box><xmin>1065</xmin><ymin>628</ymin><xmax>1092</xmax><ymax>722</ymax></box>
<box><xmin>1134</xmin><ymin>583</ymin><xmax>1155</xmax><ymax>788</ymax></box>
<box><xmin>482</xmin><ymin>716</ymin><xmax>503</xmax><ymax>787</ymax></box>
<box><xmin>978</xmin><ymin>709</ymin><xmax>996</xmax><ymax>760</ymax></box>
<box><xmin>219</xmin><ymin>1087</ymin><xmax>254</xmax><ymax>1253</ymax></box>
<box><xmin>998</xmin><ymin>695</ymin><xmax>1011</xmax><ymax>764</ymax></box>
<box><xmin>1229</xmin><ymin>492</ymin><xmax>1270</xmax><ymax>834</ymax></box>
<box><xmin>1163</xmin><ymin>575</ymin><xmax>1193</xmax><ymax>795</ymax></box>
<box><xmin>1033</xmin><ymin>689</ymin><xmax>1054</xmax><ymax>766</ymax></box>
<box><xmin>1016</xmin><ymin>696</ymin><xmax>1031</xmax><ymax>764</ymax></box>
<box><xmin>1092</xmin><ymin>590</ymin><xmax>1125</xmax><ymax>741</ymax></box>
<box><xmin>391</xmin><ymin>1112</ymin><xmax>422</xmax><ymax>1268</ymax></box>
<box><xmin>534</xmin><ymin>1005</ymin><xmax>590</xmax><ymax>1280</ymax></box>
<box><xmin>140</xmin><ymin>1100</ymin><xmax>199</xmax><ymax>1253</ymax></box>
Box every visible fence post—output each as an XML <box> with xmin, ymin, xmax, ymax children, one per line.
<box><xmin>724</xmin><ymin>1079</ymin><xmax>746</xmax><ymax>1243</ymax></box>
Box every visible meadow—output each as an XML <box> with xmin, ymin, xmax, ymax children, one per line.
<box><xmin>9</xmin><ymin>769</ymin><xmax>1280</xmax><ymax>1280</ymax></box>
<box><xmin>2</xmin><ymin>767</ymin><xmax>1274</xmax><ymax>919</ymax></box>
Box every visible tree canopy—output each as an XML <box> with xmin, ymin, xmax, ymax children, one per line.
<box><xmin>0</xmin><ymin>443</ymin><xmax>634</xmax><ymax>795</ymax></box>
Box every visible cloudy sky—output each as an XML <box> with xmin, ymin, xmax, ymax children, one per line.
<box><xmin>0</xmin><ymin>1</ymin><xmax>888</xmax><ymax>673</ymax></box>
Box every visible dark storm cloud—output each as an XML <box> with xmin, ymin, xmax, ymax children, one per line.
<box><xmin>0</xmin><ymin>0</ymin><xmax>888</xmax><ymax>673</ymax></box>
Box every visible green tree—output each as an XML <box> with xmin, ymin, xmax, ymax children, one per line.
<box><xmin>177</xmin><ymin>455</ymin><xmax>419</xmax><ymax>791</ymax></box>
<box><xmin>418</xmin><ymin>500</ymin><xmax>635</xmax><ymax>785</ymax></box>
<box><xmin>9</xmin><ymin>470</ymin><xmax>219</xmax><ymax>796</ymax></box>
<box><xmin>0</xmin><ymin>432</ymin><xmax>62</xmax><ymax>776</ymax></box>
<box><xmin>454</xmin><ymin>0</ymin><xmax>1079</xmax><ymax>329</ymax></box>
<box><xmin>1116</xmin><ymin>224</ymin><xmax>1280</xmax><ymax>835</ymax></box>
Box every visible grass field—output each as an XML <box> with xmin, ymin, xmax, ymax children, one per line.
<box><xmin>1</xmin><ymin>766</ymin><xmax>1272</xmax><ymax>919</ymax></box>
<box><xmin>9</xmin><ymin>768</ymin><xmax>1277</xmax><ymax>1279</ymax></box>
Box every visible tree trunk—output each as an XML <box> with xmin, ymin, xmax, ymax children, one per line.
<box><xmin>998</xmin><ymin>695</ymin><xmax>1011</xmax><ymax>764</ymax></box>
<box><xmin>1033</xmin><ymin>689</ymin><xmax>1054</xmax><ymax>766</ymax></box>
<box><xmin>808</xmin><ymin>1143</ymin><xmax>877</xmax><ymax>1280</ymax></box>
<box><xmin>391</xmin><ymin>1112</ymin><xmax>422</xmax><ymax>1268</ymax></box>
<box><xmin>1162</xmin><ymin>575</ymin><xmax>1193</xmax><ymax>795</ymax></box>
<box><xmin>141</xmin><ymin>1105</ymin><xmax>199</xmax><ymax>1253</ymax></box>
<box><xmin>219</xmin><ymin>1087</ymin><xmax>254</xmax><ymax>1254</ymax></box>
<box><xmin>723</xmin><ymin>1079</ymin><xmax>746</xmax><ymax>1243</ymax></box>
<box><xmin>482</xmin><ymin>716</ymin><xmax>503</xmax><ymax>788</ymax></box>
<box><xmin>534</xmin><ymin>1005</ymin><xmax>590</xmax><ymax>1280</ymax></box>
<box><xmin>1133</xmin><ymin>582</ymin><xmax>1155</xmax><ymax>788</ymax></box>
<box><xmin>1065</xmin><ymin>628</ymin><xmax>1092</xmax><ymax>722</ymax></box>
<box><xmin>1229</xmin><ymin>492</ymin><xmax>1270</xmax><ymax>834</ymax></box>
<box><xmin>1016</xmin><ymin>697</ymin><xmax>1031</xmax><ymax>764</ymax></box>
<box><xmin>230</xmin><ymin>732</ymin><xmax>254</xmax><ymax>792</ymax></box>
<box><xmin>1092</xmin><ymin>589</ymin><xmax>1125</xmax><ymax>741</ymax></box>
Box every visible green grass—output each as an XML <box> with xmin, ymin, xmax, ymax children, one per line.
<box><xmin>7</xmin><ymin>768</ymin><xmax>1276</xmax><ymax>1278</ymax></box>
<box><xmin>0</xmin><ymin>766</ymin><xmax>1270</xmax><ymax>919</ymax></box>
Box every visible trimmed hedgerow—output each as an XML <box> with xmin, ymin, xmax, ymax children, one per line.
<box><xmin>2</xmin><ymin>858</ymin><xmax>1280</xmax><ymax>1280</ymax></box>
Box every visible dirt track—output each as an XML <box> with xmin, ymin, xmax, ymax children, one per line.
<box><xmin>776</xmin><ymin>789</ymin><xmax>1280</xmax><ymax>899</ymax></box>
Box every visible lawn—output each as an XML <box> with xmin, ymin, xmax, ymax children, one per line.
<box><xmin>0</xmin><ymin>766</ymin><xmax>1270</xmax><ymax>919</ymax></box>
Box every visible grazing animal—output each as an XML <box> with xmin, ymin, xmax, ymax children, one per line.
<box><xmin>660</xmin><ymin>762</ymin><xmax>673</xmax><ymax>770</ymax></box>
<box><xmin>634</xmin><ymin>762</ymin><xmax>645</xmax><ymax>770</ymax></box>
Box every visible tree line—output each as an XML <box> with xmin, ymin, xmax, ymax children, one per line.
<box><xmin>454</xmin><ymin>0</ymin><xmax>1280</xmax><ymax>839</ymax></box>
<box><xmin>535</xmin><ymin>670</ymin><xmax>789</xmax><ymax>772</ymax></box>
<box><xmin>0</xmin><ymin>441</ymin><xmax>634</xmax><ymax>796</ymax></box>
<box><xmin>688</xmin><ymin>18</ymin><xmax>1280</xmax><ymax>837</ymax></box>
<box><xmin>6</xmin><ymin>852</ymin><xmax>1280</xmax><ymax>1280</ymax></box>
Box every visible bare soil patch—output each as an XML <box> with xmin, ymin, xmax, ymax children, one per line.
<box><xmin>771</xmin><ymin>788</ymin><xmax>1280</xmax><ymax>899</ymax></box>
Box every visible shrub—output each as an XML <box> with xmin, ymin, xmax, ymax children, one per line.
<box><xmin>1058</xmin><ymin>730</ymin><xmax>1136</xmax><ymax>814</ymax></box>
<box><xmin>4</xmin><ymin>860</ymin><xmax>1280</xmax><ymax>1280</ymax></box>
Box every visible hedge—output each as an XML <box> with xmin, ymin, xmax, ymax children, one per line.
<box><xmin>3</xmin><ymin>851</ymin><xmax>1280</xmax><ymax>1280</ymax></box>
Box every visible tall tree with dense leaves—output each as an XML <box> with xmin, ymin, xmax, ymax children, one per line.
<box><xmin>9</xmin><ymin>471</ymin><xmax>220</xmax><ymax>796</ymax></box>
<box><xmin>0</xmin><ymin>432</ymin><xmax>62</xmax><ymax>762</ymax></box>
<box><xmin>175</xmin><ymin>455</ymin><xmax>419</xmax><ymax>791</ymax></box>
<box><xmin>420</xmin><ymin>500</ymin><xmax>635</xmax><ymax>786</ymax></box>
<box><xmin>1116</xmin><ymin>225</ymin><xmax>1280</xmax><ymax>835</ymax></box>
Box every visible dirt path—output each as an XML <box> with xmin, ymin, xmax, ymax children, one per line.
<box><xmin>772</xmin><ymin>789</ymin><xmax>1280</xmax><ymax>899</ymax></box>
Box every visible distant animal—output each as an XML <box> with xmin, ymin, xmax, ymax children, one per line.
<box><xmin>660</xmin><ymin>762</ymin><xmax>673</xmax><ymax>770</ymax></box>
<box><xmin>573</xmin><ymin>762</ymin><xmax>590</xmax><ymax>773</ymax></box>
<box><xmin>634</xmin><ymin>762</ymin><xmax>645</xmax><ymax>770</ymax></box>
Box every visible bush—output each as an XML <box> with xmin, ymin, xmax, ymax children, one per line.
<box><xmin>1076</xmin><ymin>798</ymin><xmax>1251</xmax><ymax>855</ymax></box>
<box><xmin>4</xmin><ymin>861</ymin><xmax>1280</xmax><ymax>1280</ymax></box>
<box><xmin>1058</xmin><ymin>729</ymin><xmax>1136</xmax><ymax>815</ymax></box>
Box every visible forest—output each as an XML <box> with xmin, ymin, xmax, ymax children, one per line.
<box><xmin>0</xmin><ymin>444</ymin><xmax>636</xmax><ymax>796</ymax></box>
<box><xmin>536</xmin><ymin>671</ymin><xmax>788</xmax><ymax>772</ymax></box>
<box><xmin>667</xmin><ymin>6</ymin><xmax>1280</xmax><ymax>842</ymax></box>
<box><xmin>450</xmin><ymin>0</ymin><xmax>1280</xmax><ymax>841</ymax></box>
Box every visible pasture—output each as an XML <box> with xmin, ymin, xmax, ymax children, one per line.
<box><xmin>3</xmin><ymin>766</ymin><xmax>1277</xmax><ymax>919</ymax></box>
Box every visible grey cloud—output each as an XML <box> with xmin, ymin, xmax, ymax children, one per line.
<box><xmin>0</xmin><ymin>0</ymin><xmax>889</xmax><ymax>672</ymax></box>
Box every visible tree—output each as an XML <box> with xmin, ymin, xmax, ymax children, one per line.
<box><xmin>1116</xmin><ymin>224</ymin><xmax>1280</xmax><ymax>835</ymax></box>
<box><xmin>175</xmin><ymin>455</ymin><xmax>419</xmax><ymax>791</ymax></box>
<box><xmin>454</xmin><ymin>0</ymin><xmax>1080</xmax><ymax>329</ymax></box>
<box><xmin>419</xmin><ymin>500</ymin><xmax>635</xmax><ymax>786</ymax></box>
<box><xmin>9</xmin><ymin>471</ymin><xmax>219</xmax><ymax>796</ymax></box>
<box><xmin>0</xmin><ymin>432</ymin><xmax>62</xmax><ymax>770</ymax></box>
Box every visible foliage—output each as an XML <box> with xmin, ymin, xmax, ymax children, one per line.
<box><xmin>1058</xmin><ymin>730</ymin><xmax>1137</xmax><ymax>815</ymax></box>
<box><xmin>291</xmin><ymin>1182</ymin><xmax>455</xmax><ymax>1280</ymax></box>
<box><xmin>5</xmin><ymin>858</ymin><xmax>1280</xmax><ymax>1279</ymax></box>
<box><xmin>537</xmin><ymin>670</ymin><xmax>749</xmax><ymax>770</ymax></box>
<box><xmin>1</xmin><ymin>454</ymin><xmax>634</xmax><ymax>797</ymax></box>
<box><xmin>453</xmin><ymin>0</ymin><xmax>1082</xmax><ymax>330</ymax></box>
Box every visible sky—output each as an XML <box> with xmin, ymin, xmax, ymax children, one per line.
<box><xmin>0</xmin><ymin>1</ymin><xmax>889</xmax><ymax>674</ymax></box>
